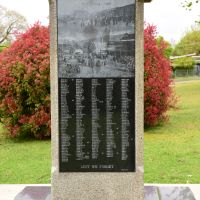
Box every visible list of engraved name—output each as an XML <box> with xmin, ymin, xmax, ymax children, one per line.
<box><xmin>60</xmin><ymin>79</ymin><xmax>132</xmax><ymax>163</ymax></box>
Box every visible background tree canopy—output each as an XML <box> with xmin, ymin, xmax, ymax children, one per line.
<box><xmin>182</xmin><ymin>0</ymin><xmax>200</xmax><ymax>9</ymax></box>
<box><xmin>172</xmin><ymin>56</ymin><xmax>196</xmax><ymax>69</ymax></box>
<box><xmin>156</xmin><ymin>36</ymin><xmax>173</xmax><ymax>59</ymax></box>
<box><xmin>173</xmin><ymin>26</ymin><xmax>200</xmax><ymax>55</ymax></box>
<box><xmin>0</xmin><ymin>5</ymin><xmax>27</xmax><ymax>46</ymax></box>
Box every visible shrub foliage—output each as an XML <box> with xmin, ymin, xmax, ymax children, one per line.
<box><xmin>144</xmin><ymin>25</ymin><xmax>173</xmax><ymax>126</ymax></box>
<box><xmin>0</xmin><ymin>23</ymin><xmax>174</xmax><ymax>138</ymax></box>
<box><xmin>173</xmin><ymin>26</ymin><xmax>200</xmax><ymax>56</ymax></box>
<box><xmin>0</xmin><ymin>24</ymin><xmax>50</xmax><ymax>139</ymax></box>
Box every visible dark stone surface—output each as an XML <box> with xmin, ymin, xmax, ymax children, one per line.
<box><xmin>14</xmin><ymin>187</ymin><xmax>51</xmax><ymax>200</ymax></box>
<box><xmin>59</xmin><ymin>78</ymin><xmax>136</xmax><ymax>172</ymax></box>
<box><xmin>57</xmin><ymin>0</ymin><xmax>136</xmax><ymax>173</ymax></box>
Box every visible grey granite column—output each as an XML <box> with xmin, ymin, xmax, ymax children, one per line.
<box><xmin>50</xmin><ymin>0</ymin><xmax>145</xmax><ymax>199</ymax></box>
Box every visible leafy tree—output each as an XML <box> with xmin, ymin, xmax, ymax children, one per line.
<box><xmin>0</xmin><ymin>45</ymin><xmax>6</xmax><ymax>52</ymax></box>
<box><xmin>182</xmin><ymin>0</ymin><xmax>199</xmax><ymax>9</ymax></box>
<box><xmin>173</xmin><ymin>26</ymin><xmax>200</xmax><ymax>55</ymax></box>
<box><xmin>156</xmin><ymin>36</ymin><xmax>173</xmax><ymax>59</ymax></box>
<box><xmin>0</xmin><ymin>5</ymin><xmax>27</xmax><ymax>45</ymax></box>
<box><xmin>172</xmin><ymin>56</ymin><xmax>196</xmax><ymax>69</ymax></box>
<box><xmin>144</xmin><ymin>25</ymin><xmax>173</xmax><ymax>126</ymax></box>
<box><xmin>0</xmin><ymin>24</ymin><xmax>50</xmax><ymax>139</ymax></box>
<box><xmin>182</xmin><ymin>1</ymin><xmax>200</xmax><ymax>24</ymax></box>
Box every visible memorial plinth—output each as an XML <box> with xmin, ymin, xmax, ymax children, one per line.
<box><xmin>50</xmin><ymin>0</ymin><xmax>149</xmax><ymax>199</ymax></box>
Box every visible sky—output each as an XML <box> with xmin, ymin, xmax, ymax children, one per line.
<box><xmin>0</xmin><ymin>0</ymin><xmax>49</xmax><ymax>25</ymax></box>
<box><xmin>0</xmin><ymin>0</ymin><xmax>200</xmax><ymax>44</ymax></box>
<box><xmin>145</xmin><ymin>0</ymin><xmax>200</xmax><ymax>44</ymax></box>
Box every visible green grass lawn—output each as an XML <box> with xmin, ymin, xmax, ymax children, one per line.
<box><xmin>145</xmin><ymin>80</ymin><xmax>200</xmax><ymax>183</ymax></box>
<box><xmin>1</xmin><ymin>80</ymin><xmax>200</xmax><ymax>184</ymax></box>
<box><xmin>0</xmin><ymin>125</ymin><xmax>51</xmax><ymax>184</ymax></box>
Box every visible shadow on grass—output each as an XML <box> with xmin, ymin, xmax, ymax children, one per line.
<box><xmin>144</xmin><ymin>123</ymin><xmax>166</xmax><ymax>134</ymax></box>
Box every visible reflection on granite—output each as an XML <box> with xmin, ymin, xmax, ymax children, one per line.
<box><xmin>145</xmin><ymin>186</ymin><xmax>196</xmax><ymax>200</ymax></box>
<box><xmin>14</xmin><ymin>187</ymin><xmax>51</xmax><ymax>200</ymax></box>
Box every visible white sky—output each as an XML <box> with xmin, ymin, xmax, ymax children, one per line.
<box><xmin>145</xmin><ymin>0</ymin><xmax>200</xmax><ymax>44</ymax></box>
<box><xmin>0</xmin><ymin>0</ymin><xmax>49</xmax><ymax>26</ymax></box>
<box><xmin>0</xmin><ymin>0</ymin><xmax>200</xmax><ymax>44</ymax></box>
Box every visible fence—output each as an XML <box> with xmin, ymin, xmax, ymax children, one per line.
<box><xmin>173</xmin><ymin>65</ymin><xmax>200</xmax><ymax>77</ymax></box>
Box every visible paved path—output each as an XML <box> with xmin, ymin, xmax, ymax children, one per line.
<box><xmin>175</xmin><ymin>79</ymin><xmax>200</xmax><ymax>84</ymax></box>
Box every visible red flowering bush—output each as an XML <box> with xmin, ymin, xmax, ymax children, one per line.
<box><xmin>0</xmin><ymin>23</ymin><xmax>50</xmax><ymax>139</ymax></box>
<box><xmin>144</xmin><ymin>25</ymin><xmax>173</xmax><ymax>126</ymax></box>
<box><xmin>0</xmin><ymin>22</ymin><xmax>173</xmax><ymax>137</ymax></box>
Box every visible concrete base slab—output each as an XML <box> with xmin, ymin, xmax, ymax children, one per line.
<box><xmin>145</xmin><ymin>186</ymin><xmax>196</xmax><ymax>200</ymax></box>
<box><xmin>0</xmin><ymin>185</ymin><xmax>198</xmax><ymax>200</ymax></box>
<box><xmin>144</xmin><ymin>186</ymin><xmax>160</xmax><ymax>200</ymax></box>
<box><xmin>14</xmin><ymin>186</ymin><xmax>51</xmax><ymax>200</ymax></box>
<box><xmin>159</xmin><ymin>187</ymin><xmax>195</xmax><ymax>200</ymax></box>
<box><xmin>0</xmin><ymin>185</ymin><xmax>25</xmax><ymax>200</ymax></box>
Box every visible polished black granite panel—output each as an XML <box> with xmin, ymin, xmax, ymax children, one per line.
<box><xmin>57</xmin><ymin>0</ymin><xmax>136</xmax><ymax>172</ymax></box>
<box><xmin>58</xmin><ymin>78</ymin><xmax>135</xmax><ymax>172</ymax></box>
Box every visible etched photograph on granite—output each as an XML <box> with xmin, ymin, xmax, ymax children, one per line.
<box><xmin>58</xmin><ymin>0</ymin><xmax>135</xmax><ymax>78</ymax></box>
<box><xmin>58</xmin><ymin>0</ymin><xmax>136</xmax><ymax>172</ymax></box>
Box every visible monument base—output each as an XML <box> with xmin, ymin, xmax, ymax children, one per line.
<box><xmin>50</xmin><ymin>0</ymin><xmax>144</xmax><ymax>199</ymax></box>
<box><xmin>52</xmin><ymin>173</ymin><xmax>142</xmax><ymax>200</ymax></box>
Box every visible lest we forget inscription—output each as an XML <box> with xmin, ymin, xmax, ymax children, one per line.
<box><xmin>58</xmin><ymin>0</ymin><xmax>136</xmax><ymax>172</ymax></box>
